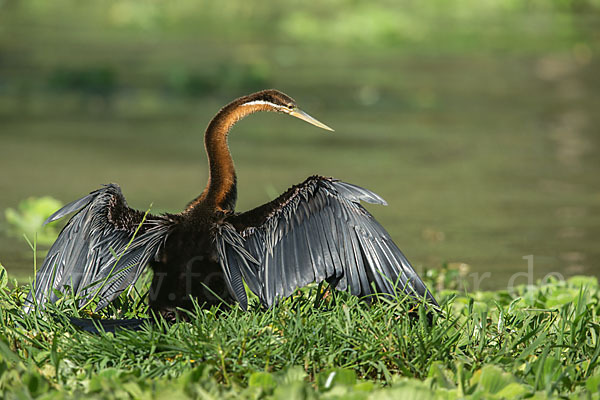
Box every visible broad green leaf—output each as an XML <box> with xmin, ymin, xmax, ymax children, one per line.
<box><xmin>586</xmin><ymin>374</ymin><xmax>600</xmax><ymax>394</ymax></box>
<box><xmin>568</xmin><ymin>276</ymin><xmax>598</xmax><ymax>288</ymax></box>
<box><xmin>281</xmin><ymin>366</ymin><xmax>307</xmax><ymax>385</ymax></box>
<box><xmin>374</xmin><ymin>380</ymin><xmax>438</xmax><ymax>400</ymax></box>
<box><xmin>4</xmin><ymin>196</ymin><xmax>63</xmax><ymax>245</ymax></box>
<box><xmin>474</xmin><ymin>365</ymin><xmax>516</xmax><ymax>395</ymax></box>
<box><xmin>427</xmin><ymin>361</ymin><xmax>455</xmax><ymax>389</ymax></box>
<box><xmin>249</xmin><ymin>371</ymin><xmax>276</xmax><ymax>391</ymax></box>
<box><xmin>318</xmin><ymin>368</ymin><xmax>357</xmax><ymax>389</ymax></box>
<box><xmin>496</xmin><ymin>382</ymin><xmax>529</xmax><ymax>398</ymax></box>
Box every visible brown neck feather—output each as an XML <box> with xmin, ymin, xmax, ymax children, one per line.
<box><xmin>186</xmin><ymin>99</ymin><xmax>271</xmax><ymax>213</ymax></box>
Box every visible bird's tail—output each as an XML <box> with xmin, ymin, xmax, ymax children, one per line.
<box><xmin>68</xmin><ymin>316</ymin><xmax>151</xmax><ymax>333</ymax></box>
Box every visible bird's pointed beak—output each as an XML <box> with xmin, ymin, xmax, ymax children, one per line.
<box><xmin>289</xmin><ymin>108</ymin><xmax>334</xmax><ymax>132</ymax></box>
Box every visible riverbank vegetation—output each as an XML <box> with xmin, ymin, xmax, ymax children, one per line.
<box><xmin>0</xmin><ymin>262</ymin><xmax>598</xmax><ymax>399</ymax></box>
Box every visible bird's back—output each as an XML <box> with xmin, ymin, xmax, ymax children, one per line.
<box><xmin>149</xmin><ymin>211</ymin><xmax>234</xmax><ymax>319</ymax></box>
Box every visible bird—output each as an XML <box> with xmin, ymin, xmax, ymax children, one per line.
<box><xmin>25</xmin><ymin>89</ymin><xmax>438</xmax><ymax>326</ymax></box>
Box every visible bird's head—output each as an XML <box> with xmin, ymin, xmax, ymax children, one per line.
<box><xmin>239</xmin><ymin>89</ymin><xmax>334</xmax><ymax>131</ymax></box>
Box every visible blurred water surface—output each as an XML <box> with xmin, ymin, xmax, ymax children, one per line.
<box><xmin>0</xmin><ymin>1</ymin><xmax>599</xmax><ymax>289</ymax></box>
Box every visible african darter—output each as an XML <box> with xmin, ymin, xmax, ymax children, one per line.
<box><xmin>25</xmin><ymin>89</ymin><xmax>438</xmax><ymax>323</ymax></box>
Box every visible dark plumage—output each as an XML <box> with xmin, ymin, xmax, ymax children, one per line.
<box><xmin>25</xmin><ymin>89</ymin><xmax>438</xmax><ymax>325</ymax></box>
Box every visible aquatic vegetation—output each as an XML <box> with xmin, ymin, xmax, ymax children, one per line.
<box><xmin>4</xmin><ymin>197</ymin><xmax>63</xmax><ymax>246</ymax></box>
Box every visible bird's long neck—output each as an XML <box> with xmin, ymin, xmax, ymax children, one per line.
<box><xmin>187</xmin><ymin>101</ymin><xmax>264</xmax><ymax>213</ymax></box>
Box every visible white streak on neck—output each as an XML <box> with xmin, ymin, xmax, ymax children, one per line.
<box><xmin>242</xmin><ymin>100</ymin><xmax>284</xmax><ymax>109</ymax></box>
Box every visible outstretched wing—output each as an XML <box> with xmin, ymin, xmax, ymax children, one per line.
<box><xmin>214</xmin><ymin>176</ymin><xmax>438</xmax><ymax>310</ymax></box>
<box><xmin>25</xmin><ymin>184</ymin><xmax>172</xmax><ymax>313</ymax></box>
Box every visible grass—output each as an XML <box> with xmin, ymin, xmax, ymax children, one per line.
<box><xmin>0</xmin><ymin>262</ymin><xmax>598</xmax><ymax>399</ymax></box>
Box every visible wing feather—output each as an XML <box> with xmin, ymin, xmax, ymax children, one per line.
<box><xmin>25</xmin><ymin>184</ymin><xmax>172</xmax><ymax>313</ymax></box>
<box><xmin>215</xmin><ymin>176</ymin><xmax>438</xmax><ymax>309</ymax></box>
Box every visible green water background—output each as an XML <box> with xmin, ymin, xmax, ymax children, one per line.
<box><xmin>0</xmin><ymin>1</ymin><xmax>598</xmax><ymax>290</ymax></box>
